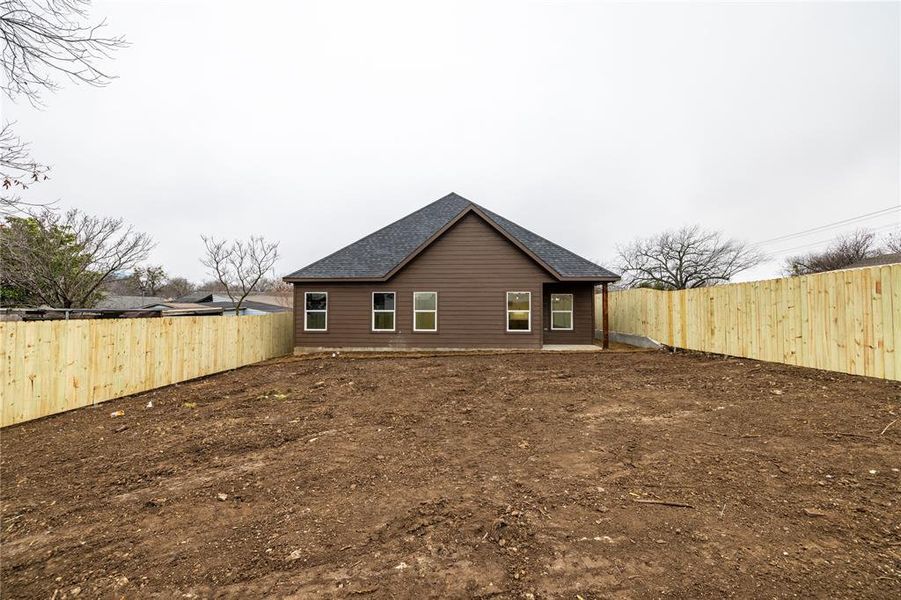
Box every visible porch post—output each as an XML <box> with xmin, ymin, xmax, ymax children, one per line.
<box><xmin>602</xmin><ymin>282</ymin><xmax>609</xmax><ymax>350</ymax></box>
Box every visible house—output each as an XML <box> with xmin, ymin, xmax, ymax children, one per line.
<box><xmin>2</xmin><ymin>304</ymin><xmax>223</xmax><ymax>320</ymax></box>
<box><xmin>284</xmin><ymin>193</ymin><xmax>619</xmax><ymax>351</ymax></box>
<box><xmin>96</xmin><ymin>295</ymin><xmax>165</xmax><ymax>310</ymax></box>
<box><xmin>174</xmin><ymin>291</ymin><xmax>232</xmax><ymax>304</ymax></box>
<box><xmin>172</xmin><ymin>292</ymin><xmax>291</xmax><ymax>316</ymax></box>
<box><xmin>843</xmin><ymin>253</ymin><xmax>901</xmax><ymax>270</ymax></box>
<box><xmin>139</xmin><ymin>302</ymin><xmax>225</xmax><ymax>317</ymax></box>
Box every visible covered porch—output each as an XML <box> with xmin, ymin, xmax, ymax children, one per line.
<box><xmin>540</xmin><ymin>281</ymin><xmax>610</xmax><ymax>349</ymax></box>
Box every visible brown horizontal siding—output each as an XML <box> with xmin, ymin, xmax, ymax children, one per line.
<box><xmin>542</xmin><ymin>282</ymin><xmax>595</xmax><ymax>344</ymax></box>
<box><xmin>293</xmin><ymin>213</ymin><xmax>555</xmax><ymax>349</ymax></box>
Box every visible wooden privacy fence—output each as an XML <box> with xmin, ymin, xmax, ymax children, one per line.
<box><xmin>599</xmin><ymin>264</ymin><xmax>901</xmax><ymax>381</ymax></box>
<box><xmin>1</xmin><ymin>312</ymin><xmax>294</xmax><ymax>427</ymax></box>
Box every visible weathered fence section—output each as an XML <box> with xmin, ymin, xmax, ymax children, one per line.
<box><xmin>1</xmin><ymin>313</ymin><xmax>294</xmax><ymax>427</ymax></box>
<box><xmin>599</xmin><ymin>264</ymin><xmax>900</xmax><ymax>381</ymax></box>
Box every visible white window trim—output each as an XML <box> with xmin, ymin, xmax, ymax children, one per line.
<box><xmin>412</xmin><ymin>291</ymin><xmax>438</xmax><ymax>332</ymax></box>
<box><xmin>550</xmin><ymin>293</ymin><xmax>574</xmax><ymax>331</ymax></box>
<box><xmin>371</xmin><ymin>291</ymin><xmax>396</xmax><ymax>332</ymax></box>
<box><xmin>304</xmin><ymin>291</ymin><xmax>328</xmax><ymax>331</ymax></box>
<box><xmin>506</xmin><ymin>291</ymin><xmax>531</xmax><ymax>333</ymax></box>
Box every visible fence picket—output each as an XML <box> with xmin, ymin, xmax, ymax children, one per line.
<box><xmin>601</xmin><ymin>265</ymin><xmax>899</xmax><ymax>381</ymax></box>
<box><xmin>1</xmin><ymin>313</ymin><xmax>294</xmax><ymax>427</ymax></box>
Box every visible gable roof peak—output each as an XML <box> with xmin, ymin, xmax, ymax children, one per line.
<box><xmin>284</xmin><ymin>193</ymin><xmax>619</xmax><ymax>282</ymax></box>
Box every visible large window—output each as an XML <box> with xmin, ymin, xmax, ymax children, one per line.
<box><xmin>372</xmin><ymin>292</ymin><xmax>396</xmax><ymax>331</ymax></box>
<box><xmin>506</xmin><ymin>291</ymin><xmax>531</xmax><ymax>332</ymax></box>
<box><xmin>304</xmin><ymin>292</ymin><xmax>328</xmax><ymax>331</ymax></box>
<box><xmin>413</xmin><ymin>292</ymin><xmax>438</xmax><ymax>332</ymax></box>
<box><xmin>550</xmin><ymin>293</ymin><xmax>574</xmax><ymax>330</ymax></box>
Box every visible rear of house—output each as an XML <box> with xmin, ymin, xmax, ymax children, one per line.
<box><xmin>284</xmin><ymin>193</ymin><xmax>618</xmax><ymax>351</ymax></box>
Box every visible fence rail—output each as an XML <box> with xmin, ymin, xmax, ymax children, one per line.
<box><xmin>599</xmin><ymin>264</ymin><xmax>900</xmax><ymax>381</ymax></box>
<box><xmin>1</xmin><ymin>312</ymin><xmax>294</xmax><ymax>427</ymax></box>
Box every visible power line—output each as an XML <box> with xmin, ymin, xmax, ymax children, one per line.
<box><xmin>754</xmin><ymin>205</ymin><xmax>900</xmax><ymax>247</ymax></box>
<box><xmin>764</xmin><ymin>221</ymin><xmax>900</xmax><ymax>257</ymax></box>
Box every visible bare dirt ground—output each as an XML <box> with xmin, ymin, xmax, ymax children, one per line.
<box><xmin>2</xmin><ymin>350</ymin><xmax>900</xmax><ymax>599</ymax></box>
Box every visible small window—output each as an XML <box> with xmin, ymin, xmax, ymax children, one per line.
<box><xmin>551</xmin><ymin>293</ymin><xmax>574</xmax><ymax>330</ymax></box>
<box><xmin>506</xmin><ymin>291</ymin><xmax>531</xmax><ymax>332</ymax></box>
<box><xmin>413</xmin><ymin>292</ymin><xmax>437</xmax><ymax>332</ymax></box>
<box><xmin>304</xmin><ymin>292</ymin><xmax>327</xmax><ymax>331</ymax></box>
<box><xmin>372</xmin><ymin>292</ymin><xmax>396</xmax><ymax>331</ymax></box>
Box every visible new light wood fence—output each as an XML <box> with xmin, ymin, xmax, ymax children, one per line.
<box><xmin>599</xmin><ymin>264</ymin><xmax>901</xmax><ymax>381</ymax></box>
<box><xmin>1</xmin><ymin>313</ymin><xmax>294</xmax><ymax>427</ymax></box>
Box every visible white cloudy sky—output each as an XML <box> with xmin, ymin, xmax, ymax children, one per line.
<box><xmin>3</xmin><ymin>0</ymin><xmax>899</xmax><ymax>282</ymax></box>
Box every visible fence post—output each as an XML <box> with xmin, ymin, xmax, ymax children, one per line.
<box><xmin>602</xmin><ymin>282</ymin><xmax>609</xmax><ymax>350</ymax></box>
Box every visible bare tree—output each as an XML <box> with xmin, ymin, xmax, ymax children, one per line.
<box><xmin>160</xmin><ymin>276</ymin><xmax>195</xmax><ymax>299</ymax></box>
<box><xmin>1</xmin><ymin>0</ymin><xmax>127</xmax><ymax>104</ymax></box>
<box><xmin>196</xmin><ymin>278</ymin><xmax>229</xmax><ymax>293</ymax></box>
<box><xmin>784</xmin><ymin>229</ymin><xmax>877</xmax><ymax>276</ymax></box>
<box><xmin>881</xmin><ymin>230</ymin><xmax>901</xmax><ymax>255</ymax></box>
<box><xmin>617</xmin><ymin>225</ymin><xmax>763</xmax><ymax>289</ymax></box>
<box><xmin>201</xmin><ymin>236</ymin><xmax>279</xmax><ymax>315</ymax></box>
<box><xmin>267</xmin><ymin>278</ymin><xmax>294</xmax><ymax>308</ymax></box>
<box><xmin>1</xmin><ymin>208</ymin><xmax>153</xmax><ymax>307</ymax></box>
<box><xmin>127</xmin><ymin>265</ymin><xmax>166</xmax><ymax>297</ymax></box>
<box><xmin>1</xmin><ymin>0</ymin><xmax>125</xmax><ymax>213</ymax></box>
<box><xmin>1</xmin><ymin>123</ymin><xmax>50</xmax><ymax>214</ymax></box>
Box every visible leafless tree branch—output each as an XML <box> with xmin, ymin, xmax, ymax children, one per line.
<box><xmin>1</xmin><ymin>1</ymin><xmax>124</xmax><ymax>213</ymax></box>
<box><xmin>201</xmin><ymin>235</ymin><xmax>280</xmax><ymax>315</ymax></box>
<box><xmin>0</xmin><ymin>122</ymin><xmax>51</xmax><ymax>214</ymax></box>
<box><xmin>617</xmin><ymin>225</ymin><xmax>763</xmax><ymax>289</ymax></box>
<box><xmin>783</xmin><ymin>229</ymin><xmax>879</xmax><ymax>275</ymax></box>
<box><xmin>880</xmin><ymin>229</ymin><xmax>901</xmax><ymax>255</ymax></box>
<box><xmin>0</xmin><ymin>0</ymin><xmax>127</xmax><ymax>105</ymax></box>
<box><xmin>1</xmin><ymin>208</ymin><xmax>154</xmax><ymax>307</ymax></box>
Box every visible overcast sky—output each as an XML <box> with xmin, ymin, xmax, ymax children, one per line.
<box><xmin>3</xmin><ymin>0</ymin><xmax>899</xmax><ymax>283</ymax></box>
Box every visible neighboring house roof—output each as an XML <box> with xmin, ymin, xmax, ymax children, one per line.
<box><xmin>284</xmin><ymin>193</ymin><xmax>619</xmax><ymax>282</ymax></box>
<box><xmin>97</xmin><ymin>295</ymin><xmax>165</xmax><ymax>309</ymax></box>
<box><xmin>206</xmin><ymin>300</ymin><xmax>291</xmax><ymax>313</ymax></box>
<box><xmin>844</xmin><ymin>253</ymin><xmax>901</xmax><ymax>270</ymax></box>
<box><xmin>175</xmin><ymin>291</ymin><xmax>212</xmax><ymax>303</ymax></box>
<box><xmin>173</xmin><ymin>292</ymin><xmax>290</xmax><ymax>313</ymax></box>
<box><xmin>142</xmin><ymin>302</ymin><xmax>224</xmax><ymax>316</ymax></box>
<box><xmin>174</xmin><ymin>291</ymin><xmax>232</xmax><ymax>303</ymax></box>
<box><xmin>245</xmin><ymin>294</ymin><xmax>293</xmax><ymax>307</ymax></box>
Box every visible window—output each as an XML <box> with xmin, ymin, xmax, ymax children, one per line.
<box><xmin>506</xmin><ymin>291</ymin><xmax>531</xmax><ymax>332</ymax></box>
<box><xmin>372</xmin><ymin>292</ymin><xmax>396</xmax><ymax>331</ymax></box>
<box><xmin>550</xmin><ymin>293</ymin><xmax>574</xmax><ymax>330</ymax></box>
<box><xmin>304</xmin><ymin>292</ymin><xmax>328</xmax><ymax>331</ymax></box>
<box><xmin>413</xmin><ymin>292</ymin><xmax>437</xmax><ymax>332</ymax></box>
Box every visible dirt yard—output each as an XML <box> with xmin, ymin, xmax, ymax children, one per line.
<box><xmin>2</xmin><ymin>350</ymin><xmax>899</xmax><ymax>599</ymax></box>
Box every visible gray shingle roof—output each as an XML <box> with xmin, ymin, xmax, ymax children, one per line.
<box><xmin>844</xmin><ymin>253</ymin><xmax>901</xmax><ymax>270</ymax></box>
<box><xmin>96</xmin><ymin>295</ymin><xmax>165</xmax><ymax>310</ymax></box>
<box><xmin>206</xmin><ymin>300</ymin><xmax>290</xmax><ymax>313</ymax></box>
<box><xmin>175</xmin><ymin>291</ymin><xmax>215</xmax><ymax>303</ymax></box>
<box><xmin>285</xmin><ymin>193</ymin><xmax>619</xmax><ymax>281</ymax></box>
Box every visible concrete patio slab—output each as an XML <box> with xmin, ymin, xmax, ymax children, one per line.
<box><xmin>541</xmin><ymin>344</ymin><xmax>604</xmax><ymax>352</ymax></box>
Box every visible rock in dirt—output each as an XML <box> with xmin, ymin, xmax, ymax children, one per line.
<box><xmin>109</xmin><ymin>410</ymin><xmax>124</xmax><ymax>418</ymax></box>
<box><xmin>217</xmin><ymin>493</ymin><xmax>228</xmax><ymax>502</ymax></box>
<box><xmin>287</xmin><ymin>550</ymin><xmax>303</xmax><ymax>561</ymax></box>
<box><xmin>802</xmin><ymin>508</ymin><xmax>826</xmax><ymax>517</ymax></box>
